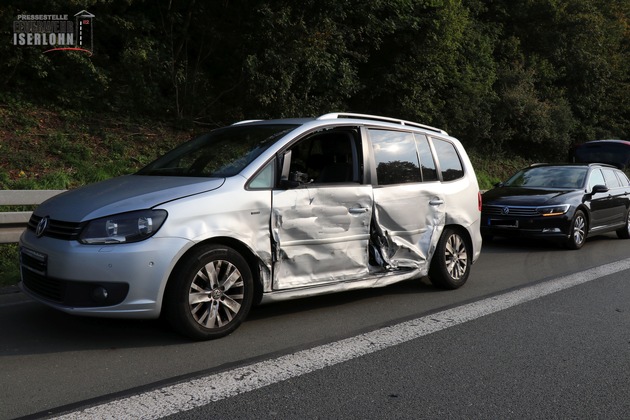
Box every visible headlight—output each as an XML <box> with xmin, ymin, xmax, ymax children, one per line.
<box><xmin>79</xmin><ymin>210</ymin><xmax>168</xmax><ymax>244</ymax></box>
<box><xmin>536</xmin><ymin>204</ymin><xmax>570</xmax><ymax>216</ymax></box>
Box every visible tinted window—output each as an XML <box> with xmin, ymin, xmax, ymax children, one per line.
<box><xmin>432</xmin><ymin>138</ymin><xmax>464</xmax><ymax>181</ymax></box>
<box><xmin>369</xmin><ymin>129</ymin><xmax>421</xmax><ymax>185</ymax></box>
<box><xmin>506</xmin><ymin>166</ymin><xmax>588</xmax><ymax>188</ymax></box>
<box><xmin>616</xmin><ymin>170</ymin><xmax>630</xmax><ymax>186</ymax></box>
<box><xmin>138</xmin><ymin>124</ymin><xmax>297</xmax><ymax>177</ymax></box>
<box><xmin>415</xmin><ymin>134</ymin><xmax>438</xmax><ymax>182</ymax></box>
<box><xmin>287</xmin><ymin>129</ymin><xmax>359</xmax><ymax>184</ymax></box>
<box><xmin>603</xmin><ymin>168</ymin><xmax>621</xmax><ymax>188</ymax></box>
<box><xmin>587</xmin><ymin>168</ymin><xmax>606</xmax><ymax>191</ymax></box>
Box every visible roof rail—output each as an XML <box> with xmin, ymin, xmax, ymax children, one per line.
<box><xmin>232</xmin><ymin>119</ymin><xmax>263</xmax><ymax>125</ymax></box>
<box><xmin>317</xmin><ymin>112</ymin><xmax>447</xmax><ymax>135</ymax></box>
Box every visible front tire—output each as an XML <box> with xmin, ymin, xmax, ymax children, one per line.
<box><xmin>429</xmin><ymin>227</ymin><xmax>471</xmax><ymax>290</ymax></box>
<box><xmin>164</xmin><ymin>244</ymin><xmax>254</xmax><ymax>340</ymax></box>
<box><xmin>566</xmin><ymin>210</ymin><xmax>587</xmax><ymax>250</ymax></box>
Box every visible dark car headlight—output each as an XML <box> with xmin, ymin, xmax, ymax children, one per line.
<box><xmin>79</xmin><ymin>210</ymin><xmax>168</xmax><ymax>244</ymax></box>
<box><xmin>536</xmin><ymin>204</ymin><xmax>570</xmax><ymax>216</ymax></box>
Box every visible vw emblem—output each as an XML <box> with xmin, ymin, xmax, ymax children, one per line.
<box><xmin>36</xmin><ymin>216</ymin><xmax>49</xmax><ymax>238</ymax></box>
<box><xmin>501</xmin><ymin>207</ymin><xmax>510</xmax><ymax>215</ymax></box>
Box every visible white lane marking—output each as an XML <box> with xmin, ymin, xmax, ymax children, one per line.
<box><xmin>55</xmin><ymin>259</ymin><xmax>630</xmax><ymax>419</ymax></box>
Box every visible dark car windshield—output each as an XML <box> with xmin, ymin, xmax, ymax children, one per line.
<box><xmin>138</xmin><ymin>124</ymin><xmax>298</xmax><ymax>177</ymax></box>
<box><xmin>503</xmin><ymin>166</ymin><xmax>588</xmax><ymax>189</ymax></box>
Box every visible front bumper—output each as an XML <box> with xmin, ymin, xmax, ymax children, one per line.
<box><xmin>19</xmin><ymin>229</ymin><xmax>191</xmax><ymax>319</ymax></box>
<box><xmin>480</xmin><ymin>214</ymin><xmax>572</xmax><ymax>240</ymax></box>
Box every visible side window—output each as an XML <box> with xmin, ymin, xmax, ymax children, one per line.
<box><xmin>603</xmin><ymin>168</ymin><xmax>621</xmax><ymax>188</ymax></box>
<box><xmin>284</xmin><ymin>129</ymin><xmax>360</xmax><ymax>185</ymax></box>
<box><xmin>369</xmin><ymin>129</ymin><xmax>421</xmax><ymax>185</ymax></box>
<box><xmin>432</xmin><ymin>138</ymin><xmax>464</xmax><ymax>181</ymax></box>
<box><xmin>414</xmin><ymin>134</ymin><xmax>438</xmax><ymax>182</ymax></box>
<box><xmin>616</xmin><ymin>170</ymin><xmax>630</xmax><ymax>187</ymax></box>
<box><xmin>248</xmin><ymin>161</ymin><xmax>274</xmax><ymax>189</ymax></box>
<box><xmin>587</xmin><ymin>168</ymin><xmax>605</xmax><ymax>191</ymax></box>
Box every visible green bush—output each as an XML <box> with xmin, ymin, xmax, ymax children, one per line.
<box><xmin>0</xmin><ymin>244</ymin><xmax>20</xmax><ymax>288</ymax></box>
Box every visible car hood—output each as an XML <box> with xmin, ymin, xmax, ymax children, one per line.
<box><xmin>35</xmin><ymin>175</ymin><xmax>225</xmax><ymax>222</ymax></box>
<box><xmin>482</xmin><ymin>187</ymin><xmax>574</xmax><ymax>206</ymax></box>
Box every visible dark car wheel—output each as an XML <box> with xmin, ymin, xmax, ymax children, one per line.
<box><xmin>164</xmin><ymin>244</ymin><xmax>254</xmax><ymax>340</ymax></box>
<box><xmin>566</xmin><ymin>210</ymin><xmax>587</xmax><ymax>250</ymax></box>
<box><xmin>616</xmin><ymin>210</ymin><xmax>630</xmax><ymax>239</ymax></box>
<box><xmin>429</xmin><ymin>227</ymin><xmax>470</xmax><ymax>290</ymax></box>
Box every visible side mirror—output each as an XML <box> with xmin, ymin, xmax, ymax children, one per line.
<box><xmin>591</xmin><ymin>184</ymin><xmax>609</xmax><ymax>194</ymax></box>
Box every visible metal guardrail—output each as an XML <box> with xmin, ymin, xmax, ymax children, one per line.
<box><xmin>0</xmin><ymin>190</ymin><xmax>65</xmax><ymax>243</ymax></box>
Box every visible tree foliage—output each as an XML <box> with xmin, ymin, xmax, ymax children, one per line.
<box><xmin>0</xmin><ymin>0</ymin><xmax>629</xmax><ymax>161</ymax></box>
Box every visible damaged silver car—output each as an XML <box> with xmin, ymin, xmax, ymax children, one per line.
<box><xmin>19</xmin><ymin>113</ymin><xmax>482</xmax><ymax>340</ymax></box>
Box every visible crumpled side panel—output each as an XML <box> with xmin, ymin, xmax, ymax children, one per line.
<box><xmin>271</xmin><ymin>186</ymin><xmax>373</xmax><ymax>290</ymax></box>
<box><xmin>371</xmin><ymin>185</ymin><xmax>445</xmax><ymax>275</ymax></box>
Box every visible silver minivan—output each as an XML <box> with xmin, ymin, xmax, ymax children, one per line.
<box><xmin>19</xmin><ymin>113</ymin><xmax>482</xmax><ymax>339</ymax></box>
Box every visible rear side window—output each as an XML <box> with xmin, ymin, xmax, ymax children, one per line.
<box><xmin>616</xmin><ymin>170</ymin><xmax>630</xmax><ymax>186</ymax></box>
<box><xmin>369</xmin><ymin>129</ymin><xmax>421</xmax><ymax>185</ymax></box>
<box><xmin>603</xmin><ymin>168</ymin><xmax>621</xmax><ymax>188</ymax></box>
<box><xmin>415</xmin><ymin>134</ymin><xmax>438</xmax><ymax>182</ymax></box>
<box><xmin>432</xmin><ymin>138</ymin><xmax>464</xmax><ymax>181</ymax></box>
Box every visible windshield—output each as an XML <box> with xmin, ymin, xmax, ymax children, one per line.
<box><xmin>138</xmin><ymin>124</ymin><xmax>298</xmax><ymax>177</ymax></box>
<box><xmin>503</xmin><ymin>166</ymin><xmax>588</xmax><ymax>189</ymax></box>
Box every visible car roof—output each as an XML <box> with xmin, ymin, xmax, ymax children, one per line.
<box><xmin>528</xmin><ymin>162</ymin><xmax>618</xmax><ymax>169</ymax></box>
<box><xmin>231</xmin><ymin>112</ymin><xmax>449</xmax><ymax>136</ymax></box>
<box><xmin>582</xmin><ymin>139</ymin><xmax>630</xmax><ymax>146</ymax></box>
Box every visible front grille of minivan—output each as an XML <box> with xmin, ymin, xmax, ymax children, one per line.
<box><xmin>27</xmin><ymin>214</ymin><xmax>83</xmax><ymax>241</ymax></box>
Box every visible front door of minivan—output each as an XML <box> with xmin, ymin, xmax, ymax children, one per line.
<box><xmin>271</xmin><ymin>186</ymin><xmax>373</xmax><ymax>289</ymax></box>
<box><xmin>271</xmin><ymin>129</ymin><xmax>373</xmax><ymax>290</ymax></box>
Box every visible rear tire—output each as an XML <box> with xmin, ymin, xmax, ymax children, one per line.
<box><xmin>429</xmin><ymin>227</ymin><xmax>471</xmax><ymax>290</ymax></box>
<box><xmin>163</xmin><ymin>244</ymin><xmax>254</xmax><ymax>340</ymax></box>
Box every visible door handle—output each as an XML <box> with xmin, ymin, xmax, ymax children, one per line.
<box><xmin>429</xmin><ymin>199</ymin><xmax>444</xmax><ymax>206</ymax></box>
<box><xmin>349</xmin><ymin>207</ymin><xmax>369</xmax><ymax>214</ymax></box>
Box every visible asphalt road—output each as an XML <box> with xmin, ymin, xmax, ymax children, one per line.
<box><xmin>1</xmin><ymin>234</ymin><xmax>629</xmax><ymax>419</ymax></box>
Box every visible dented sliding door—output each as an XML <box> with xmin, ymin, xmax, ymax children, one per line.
<box><xmin>271</xmin><ymin>185</ymin><xmax>373</xmax><ymax>289</ymax></box>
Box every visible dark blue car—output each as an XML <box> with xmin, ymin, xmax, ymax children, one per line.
<box><xmin>481</xmin><ymin>163</ymin><xmax>630</xmax><ymax>249</ymax></box>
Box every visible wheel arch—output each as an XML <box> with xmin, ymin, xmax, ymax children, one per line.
<box><xmin>163</xmin><ymin>236</ymin><xmax>265</xmax><ymax>310</ymax></box>
<box><xmin>575</xmin><ymin>204</ymin><xmax>591</xmax><ymax>233</ymax></box>
<box><xmin>442</xmin><ymin>223</ymin><xmax>474</xmax><ymax>255</ymax></box>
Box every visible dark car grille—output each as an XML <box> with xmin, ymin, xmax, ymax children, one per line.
<box><xmin>27</xmin><ymin>214</ymin><xmax>83</xmax><ymax>240</ymax></box>
<box><xmin>482</xmin><ymin>205</ymin><xmax>539</xmax><ymax>217</ymax></box>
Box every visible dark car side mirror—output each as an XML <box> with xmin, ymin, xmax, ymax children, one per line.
<box><xmin>591</xmin><ymin>184</ymin><xmax>609</xmax><ymax>194</ymax></box>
